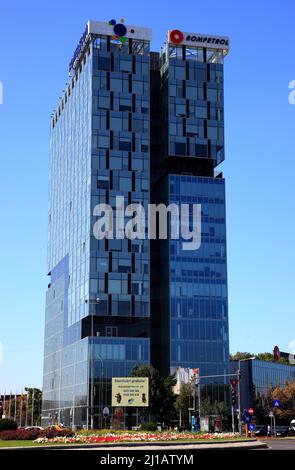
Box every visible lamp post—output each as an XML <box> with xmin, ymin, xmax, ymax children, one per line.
<box><xmin>24</xmin><ymin>387</ymin><xmax>37</xmax><ymax>427</ymax></box>
<box><xmin>85</xmin><ymin>298</ymin><xmax>104</xmax><ymax>430</ymax></box>
<box><xmin>237</xmin><ymin>357</ymin><xmax>255</xmax><ymax>435</ymax></box>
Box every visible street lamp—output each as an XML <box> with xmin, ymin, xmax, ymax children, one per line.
<box><xmin>85</xmin><ymin>298</ymin><xmax>104</xmax><ymax>430</ymax></box>
<box><xmin>237</xmin><ymin>357</ymin><xmax>255</xmax><ymax>435</ymax></box>
<box><xmin>24</xmin><ymin>387</ymin><xmax>37</xmax><ymax>427</ymax></box>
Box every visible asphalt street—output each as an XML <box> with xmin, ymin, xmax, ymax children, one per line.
<box><xmin>256</xmin><ymin>438</ymin><xmax>295</xmax><ymax>450</ymax></box>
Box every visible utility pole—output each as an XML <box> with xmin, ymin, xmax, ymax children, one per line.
<box><xmin>237</xmin><ymin>357</ymin><xmax>255</xmax><ymax>435</ymax></box>
<box><xmin>197</xmin><ymin>380</ymin><xmax>201</xmax><ymax>429</ymax></box>
<box><xmin>31</xmin><ymin>388</ymin><xmax>35</xmax><ymax>426</ymax></box>
<box><xmin>237</xmin><ymin>366</ymin><xmax>242</xmax><ymax>435</ymax></box>
<box><xmin>85</xmin><ymin>297</ymin><xmax>101</xmax><ymax>430</ymax></box>
<box><xmin>20</xmin><ymin>391</ymin><xmax>23</xmax><ymax>428</ymax></box>
<box><xmin>25</xmin><ymin>391</ymin><xmax>28</xmax><ymax>427</ymax></box>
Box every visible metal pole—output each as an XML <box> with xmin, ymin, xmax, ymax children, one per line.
<box><xmin>14</xmin><ymin>390</ymin><xmax>17</xmax><ymax>423</ymax></box>
<box><xmin>231</xmin><ymin>403</ymin><xmax>235</xmax><ymax>433</ymax></box>
<box><xmin>20</xmin><ymin>391</ymin><xmax>23</xmax><ymax>428</ymax></box>
<box><xmin>86</xmin><ymin>298</ymin><xmax>101</xmax><ymax>430</ymax></box>
<box><xmin>31</xmin><ymin>388</ymin><xmax>34</xmax><ymax>426</ymax></box>
<box><xmin>197</xmin><ymin>380</ymin><xmax>201</xmax><ymax>428</ymax></box>
<box><xmin>273</xmin><ymin>410</ymin><xmax>276</xmax><ymax>438</ymax></box>
<box><xmin>91</xmin><ymin>311</ymin><xmax>94</xmax><ymax>430</ymax></box>
<box><xmin>25</xmin><ymin>391</ymin><xmax>28</xmax><ymax>427</ymax></box>
<box><xmin>238</xmin><ymin>362</ymin><xmax>242</xmax><ymax>435</ymax></box>
<box><xmin>8</xmin><ymin>391</ymin><xmax>11</xmax><ymax>419</ymax></box>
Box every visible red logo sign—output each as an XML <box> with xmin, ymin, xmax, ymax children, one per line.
<box><xmin>273</xmin><ymin>345</ymin><xmax>280</xmax><ymax>361</ymax></box>
<box><xmin>248</xmin><ymin>408</ymin><xmax>254</xmax><ymax>415</ymax></box>
<box><xmin>169</xmin><ymin>29</ymin><xmax>184</xmax><ymax>45</ymax></box>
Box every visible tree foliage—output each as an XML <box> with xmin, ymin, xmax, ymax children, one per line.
<box><xmin>272</xmin><ymin>381</ymin><xmax>295</xmax><ymax>421</ymax></box>
<box><xmin>131</xmin><ymin>365</ymin><xmax>177</xmax><ymax>424</ymax></box>
<box><xmin>230</xmin><ymin>351</ymin><xmax>290</xmax><ymax>365</ymax></box>
<box><xmin>230</xmin><ymin>352</ymin><xmax>254</xmax><ymax>361</ymax></box>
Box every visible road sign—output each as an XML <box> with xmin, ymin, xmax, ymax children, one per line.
<box><xmin>249</xmin><ymin>423</ymin><xmax>255</xmax><ymax>431</ymax></box>
<box><xmin>242</xmin><ymin>411</ymin><xmax>251</xmax><ymax>423</ymax></box>
<box><xmin>269</xmin><ymin>411</ymin><xmax>274</xmax><ymax>417</ymax></box>
<box><xmin>273</xmin><ymin>399</ymin><xmax>280</xmax><ymax>408</ymax></box>
<box><xmin>102</xmin><ymin>406</ymin><xmax>110</xmax><ymax>417</ymax></box>
<box><xmin>248</xmin><ymin>408</ymin><xmax>254</xmax><ymax>415</ymax></box>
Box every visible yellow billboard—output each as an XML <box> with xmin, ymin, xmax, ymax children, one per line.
<box><xmin>112</xmin><ymin>377</ymin><xmax>149</xmax><ymax>407</ymax></box>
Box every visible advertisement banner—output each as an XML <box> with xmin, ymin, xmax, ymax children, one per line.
<box><xmin>112</xmin><ymin>377</ymin><xmax>149</xmax><ymax>407</ymax></box>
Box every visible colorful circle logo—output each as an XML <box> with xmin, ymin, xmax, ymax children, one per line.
<box><xmin>108</xmin><ymin>18</ymin><xmax>135</xmax><ymax>43</ymax></box>
<box><xmin>169</xmin><ymin>29</ymin><xmax>184</xmax><ymax>45</ymax></box>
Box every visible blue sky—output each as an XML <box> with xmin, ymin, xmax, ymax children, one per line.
<box><xmin>0</xmin><ymin>0</ymin><xmax>295</xmax><ymax>390</ymax></box>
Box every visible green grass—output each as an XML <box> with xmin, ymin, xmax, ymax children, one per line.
<box><xmin>0</xmin><ymin>437</ymin><xmax>251</xmax><ymax>448</ymax></box>
<box><xmin>0</xmin><ymin>440</ymin><xmax>84</xmax><ymax>448</ymax></box>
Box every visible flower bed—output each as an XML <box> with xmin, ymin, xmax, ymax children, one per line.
<box><xmin>33</xmin><ymin>431</ymin><xmax>240</xmax><ymax>445</ymax></box>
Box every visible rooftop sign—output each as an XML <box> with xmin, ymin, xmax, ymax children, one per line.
<box><xmin>69</xmin><ymin>19</ymin><xmax>152</xmax><ymax>72</ymax></box>
<box><xmin>168</xmin><ymin>29</ymin><xmax>229</xmax><ymax>51</ymax></box>
<box><xmin>88</xmin><ymin>20</ymin><xmax>152</xmax><ymax>41</ymax></box>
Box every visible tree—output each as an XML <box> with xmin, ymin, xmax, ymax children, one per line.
<box><xmin>230</xmin><ymin>352</ymin><xmax>254</xmax><ymax>361</ymax></box>
<box><xmin>131</xmin><ymin>365</ymin><xmax>177</xmax><ymax>424</ymax></box>
<box><xmin>175</xmin><ymin>383</ymin><xmax>194</xmax><ymax>429</ymax></box>
<box><xmin>272</xmin><ymin>381</ymin><xmax>295</xmax><ymax>422</ymax></box>
<box><xmin>199</xmin><ymin>397</ymin><xmax>228</xmax><ymax>418</ymax></box>
<box><xmin>230</xmin><ymin>351</ymin><xmax>290</xmax><ymax>365</ymax></box>
<box><xmin>253</xmin><ymin>391</ymin><xmax>273</xmax><ymax>422</ymax></box>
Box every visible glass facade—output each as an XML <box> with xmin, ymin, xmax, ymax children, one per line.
<box><xmin>230</xmin><ymin>360</ymin><xmax>295</xmax><ymax>410</ymax></box>
<box><xmin>42</xmin><ymin>22</ymin><xmax>231</xmax><ymax>427</ymax></box>
<box><xmin>160</xmin><ymin>43</ymin><xmax>225</xmax><ymax>165</ymax></box>
<box><xmin>151</xmin><ymin>36</ymin><xmax>229</xmax><ymax>404</ymax></box>
<box><xmin>42</xmin><ymin>27</ymin><xmax>151</xmax><ymax>428</ymax></box>
<box><xmin>168</xmin><ymin>175</ymin><xmax>229</xmax><ymax>377</ymax></box>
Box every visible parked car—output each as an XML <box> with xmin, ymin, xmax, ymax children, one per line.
<box><xmin>288</xmin><ymin>426</ymin><xmax>295</xmax><ymax>436</ymax></box>
<box><xmin>46</xmin><ymin>424</ymin><xmax>65</xmax><ymax>431</ymax></box>
<box><xmin>275</xmin><ymin>426</ymin><xmax>289</xmax><ymax>437</ymax></box>
<box><xmin>253</xmin><ymin>425</ymin><xmax>268</xmax><ymax>436</ymax></box>
<box><xmin>25</xmin><ymin>426</ymin><xmax>43</xmax><ymax>430</ymax></box>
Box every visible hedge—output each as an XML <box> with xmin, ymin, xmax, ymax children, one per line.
<box><xmin>0</xmin><ymin>428</ymin><xmax>74</xmax><ymax>440</ymax></box>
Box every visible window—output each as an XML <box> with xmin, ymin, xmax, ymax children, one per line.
<box><xmin>119</xmin><ymin>139</ymin><xmax>132</xmax><ymax>151</ymax></box>
<box><xmin>108</xmin><ymin>279</ymin><xmax>122</xmax><ymax>294</ymax></box>
<box><xmin>98</xmin><ymin>135</ymin><xmax>110</xmax><ymax>149</ymax></box>
<box><xmin>110</xmin><ymin>116</ymin><xmax>122</xmax><ymax>131</ymax></box>
<box><xmin>106</xmin><ymin>326</ymin><xmax>118</xmax><ymax>337</ymax></box>
<box><xmin>175</xmin><ymin>103</ymin><xmax>186</xmax><ymax>117</ymax></box>
<box><xmin>98</xmin><ymin>95</ymin><xmax>110</xmax><ymax>109</ymax></box>
<box><xmin>97</xmin><ymin>176</ymin><xmax>109</xmax><ymax>189</ymax></box>
<box><xmin>175</xmin><ymin>142</ymin><xmax>186</xmax><ymax>156</ymax></box>
<box><xmin>97</xmin><ymin>57</ymin><xmax>110</xmax><ymax>70</ymax></box>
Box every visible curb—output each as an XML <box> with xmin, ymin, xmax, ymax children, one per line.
<box><xmin>0</xmin><ymin>439</ymin><xmax>268</xmax><ymax>451</ymax></box>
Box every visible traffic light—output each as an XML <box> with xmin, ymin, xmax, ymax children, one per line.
<box><xmin>231</xmin><ymin>387</ymin><xmax>237</xmax><ymax>405</ymax></box>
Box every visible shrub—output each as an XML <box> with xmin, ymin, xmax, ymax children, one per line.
<box><xmin>0</xmin><ymin>429</ymin><xmax>40</xmax><ymax>440</ymax></box>
<box><xmin>0</xmin><ymin>419</ymin><xmax>17</xmax><ymax>431</ymax></box>
<box><xmin>0</xmin><ymin>427</ymin><xmax>74</xmax><ymax>441</ymax></box>
<box><xmin>140</xmin><ymin>422</ymin><xmax>158</xmax><ymax>431</ymax></box>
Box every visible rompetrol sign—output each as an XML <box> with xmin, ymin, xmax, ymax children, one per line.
<box><xmin>112</xmin><ymin>377</ymin><xmax>149</xmax><ymax>407</ymax></box>
<box><xmin>168</xmin><ymin>29</ymin><xmax>229</xmax><ymax>51</ymax></box>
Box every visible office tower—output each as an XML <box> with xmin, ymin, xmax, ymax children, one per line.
<box><xmin>42</xmin><ymin>21</ymin><xmax>230</xmax><ymax>427</ymax></box>
<box><xmin>42</xmin><ymin>21</ymin><xmax>151</xmax><ymax>428</ymax></box>
<box><xmin>151</xmin><ymin>30</ymin><xmax>229</xmax><ymax>402</ymax></box>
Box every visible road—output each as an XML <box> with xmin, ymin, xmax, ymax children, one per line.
<box><xmin>256</xmin><ymin>438</ymin><xmax>295</xmax><ymax>450</ymax></box>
